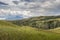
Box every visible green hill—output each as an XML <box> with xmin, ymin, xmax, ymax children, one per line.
<box><xmin>0</xmin><ymin>21</ymin><xmax>18</xmax><ymax>27</ymax></box>
<box><xmin>49</xmin><ymin>27</ymin><xmax>60</xmax><ymax>33</ymax></box>
<box><xmin>0</xmin><ymin>21</ymin><xmax>60</xmax><ymax>40</ymax></box>
<box><xmin>10</xmin><ymin>16</ymin><xmax>60</xmax><ymax>29</ymax></box>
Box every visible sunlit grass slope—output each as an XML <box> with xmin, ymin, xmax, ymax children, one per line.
<box><xmin>50</xmin><ymin>27</ymin><xmax>60</xmax><ymax>33</ymax></box>
<box><xmin>0</xmin><ymin>21</ymin><xmax>60</xmax><ymax>40</ymax></box>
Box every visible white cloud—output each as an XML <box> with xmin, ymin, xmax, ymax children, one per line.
<box><xmin>0</xmin><ymin>0</ymin><xmax>60</xmax><ymax>20</ymax></box>
<box><xmin>0</xmin><ymin>18</ymin><xmax>6</xmax><ymax>20</ymax></box>
<box><xmin>0</xmin><ymin>0</ymin><xmax>15</xmax><ymax>5</ymax></box>
<box><xmin>0</xmin><ymin>9</ymin><xmax>32</xmax><ymax>18</ymax></box>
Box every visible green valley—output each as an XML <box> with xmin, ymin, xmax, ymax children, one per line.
<box><xmin>0</xmin><ymin>16</ymin><xmax>60</xmax><ymax>40</ymax></box>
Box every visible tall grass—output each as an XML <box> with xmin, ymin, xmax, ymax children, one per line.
<box><xmin>0</xmin><ymin>21</ymin><xmax>60</xmax><ymax>40</ymax></box>
<box><xmin>0</xmin><ymin>26</ymin><xmax>60</xmax><ymax>40</ymax></box>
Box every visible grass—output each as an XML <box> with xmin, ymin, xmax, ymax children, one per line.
<box><xmin>0</xmin><ymin>21</ymin><xmax>60</xmax><ymax>40</ymax></box>
<box><xmin>49</xmin><ymin>27</ymin><xmax>60</xmax><ymax>33</ymax></box>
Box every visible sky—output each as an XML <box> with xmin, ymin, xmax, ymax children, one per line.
<box><xmin>0</xmin><ymin>0</ymin><xmax>60</xmax><ymax>20</ymax></box>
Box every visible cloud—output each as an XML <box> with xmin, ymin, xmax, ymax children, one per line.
<box><xmin>0</xmin><ymin>2</ymin><xmax>8</xmax><ymax>5</ymax></box>
<box><xmin>0</xmin><ymin>0</ymin><xmax>60</xmax><ymax>20</ymax></box>
<box><xmin>0</xmin><ymin>8</ymin><xmax>32</xmax><ymax>19</ymax></box>
<box><xmin>0</xmin><ymin>18</ymin><xmax>6</xmax><ymax>20</ymax></box>
<box><xmin>0</xmin><ymin>0</ymin><xmax>15</xmax><ymax>5</ymax></box>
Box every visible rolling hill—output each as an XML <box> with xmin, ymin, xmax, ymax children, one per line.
<box><xmin>10</xmin><ymin>16</ymin><xmax>60</xmax><ymax>29</ymax></box>
<box><xmin>0</xmin><ymin>21</ymin><xmax>60</xmax><ymax>40</ymax></box>
<box><xmin>0</xmin><ymin>16</ymin><xmax>60</xmax><ymax>40</ymax></box>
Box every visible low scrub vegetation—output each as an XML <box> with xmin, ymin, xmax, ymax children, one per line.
<box><xmin>10</xmin><ymin>16</ymin><xmax>60</xmax><ymax>29</ymax></box>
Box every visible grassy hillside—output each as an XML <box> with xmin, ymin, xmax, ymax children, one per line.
<box><xmin>0</xmin><ymin>21</ymin><xmax>18</xmax><ymax>27</ymax></box>
<box><xmin>0</xmin><ymin>21</ymin><xmax>60</xmax><ymax>40</ymax></box>
<box><xmin>10</xmin><ymin>16</ymin><xmax>60</xmax><ymax>29</ymax></box>
<box><xmin>49</xmin><ymin>27</ymin><xmax>60</xmax><ymax>33</ymax></box>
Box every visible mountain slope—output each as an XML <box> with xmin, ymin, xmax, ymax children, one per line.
<box><xmin>10</xmin><ymin>16</ymin><xmax>60</xmax><ymax>29</ymax></box>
